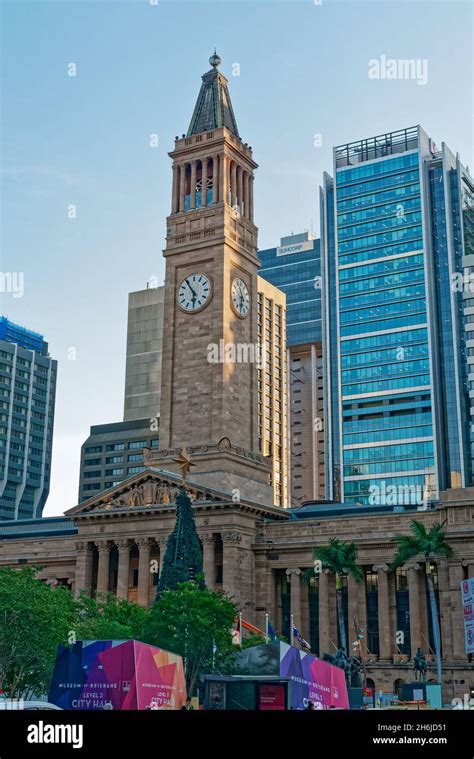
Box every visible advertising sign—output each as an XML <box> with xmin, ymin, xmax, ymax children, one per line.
<box><xmin>279</xmin><ymin>643</ymin><xmax>349</xmax><ymax>710</ymax></box>
<box><xmin>49</xmin><ymin>640</ymin><xmax>186</xmax><ymax>710</ymax></box>
<box><xmin>258</xmin><ymin>684</ymin><xmax>286</xmax><ymax>711</ymax></box>
<box><xmin>461</xmin><ymin>578</ymin><xmax>474</xmax><ymax>654</ymax></box>
<box><xmin>238</xmin><ymin>641</ymin><xmax>349</xmax><ymax>710</ymax></box>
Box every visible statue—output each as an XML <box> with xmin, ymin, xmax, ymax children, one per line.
<box><xmin>323</xmin><ymin>648</ymin><xmax>361</xmax><ymax>688</ymax></box>
<box><xmin>413</xmin><ymin>648</ymin><xmax>427</xmax><ymax>682</ymax></box>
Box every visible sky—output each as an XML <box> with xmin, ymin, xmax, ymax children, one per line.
<box><xmin>1</xmin><ymin>0</ymin><xmax>472</xmax><ymax>517</ymax></box>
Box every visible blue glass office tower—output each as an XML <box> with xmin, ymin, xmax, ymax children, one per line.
<box><xmin>0</xmin><ymin>318</ymin><xmax>57</xmax><ymax>519</ymax></box>
<box><xmin>258</xmin><ymin>233</ymin><xmax>325</xmax><ymax>502</ymax></box>
<box><xmin>258</xmin><ymin>233</ymin><xmax>322</xmax><ymax>346</ymax></box>
<box><xmin>321</xmin><ymin>126</ymin><xmax>473</xmax><ymax>506</ymax></box>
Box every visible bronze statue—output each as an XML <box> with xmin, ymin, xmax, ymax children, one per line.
<box><xmin>413</xmin><ymin>648</ymin><xmax>427</xmax><ymax>682</ymax></box>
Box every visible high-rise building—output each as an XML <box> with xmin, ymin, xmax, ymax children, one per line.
<box><xmin>78</xmin><ymin>419</ymin><xmax>160</xmax><ymax>503</ymax></box>
<box><xmin>79</xmin><ymin>284</ymin><xmax>164</xmax><ymax>502</ymax></box>
<box><xmin>0</xmin><ymin>317</ymin><xmax>57</xmax><ymax>519</ymax></box>
<box><xmin>321</xmin><ymin>125</ymin><xmax>474</xmax><ymax>507</ymax></box>
<box><xmin>256</xmin><ymin>276</ymin><xmax>288</xmax><ymax>507</ymax></box>
<box><xmin>258</xmin><ymin>233</ymin><xmax>324</xmax><ymax>504</ymax></box>
<box><xmin>123</xmin><ymin>286</ymin><xmax>164</xmax><ymax>423</ymax></box>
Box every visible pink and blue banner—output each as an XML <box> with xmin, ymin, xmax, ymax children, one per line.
<box><xmin>49</xmin><ymin>639</ymin><xmax>186</xmax><ymax>710</ymax></box>
<box><xmin>279</xmin><ymin>642</ymin><xmax>349</xmax><ymax>710</ymax></box>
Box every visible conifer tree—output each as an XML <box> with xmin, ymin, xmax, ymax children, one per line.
<box><xmin>157</xmin><ymin>487</ymin><xmax>204</xmax><ymax>594</ymax></box>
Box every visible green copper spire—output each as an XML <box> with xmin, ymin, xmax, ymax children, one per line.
<box><xmin>187</xmin><ymin>52</ymin><xmax>240</xmax><ymax>138</ymax></box>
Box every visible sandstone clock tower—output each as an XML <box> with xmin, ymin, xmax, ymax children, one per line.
<box><xmin>148</xmin><ymin>53</ymin><xmax>272</xmax><ymax>505</ymax></box>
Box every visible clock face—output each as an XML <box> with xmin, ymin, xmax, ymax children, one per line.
<box><xmin>177</xmin><ymin>274</ymin><xmax>212</xmax><ymax>313</ymax></box>
<box><xmin>231</xmin><ymin>277</ymin><xmax>250</xmax><ymax>318</ymax></box>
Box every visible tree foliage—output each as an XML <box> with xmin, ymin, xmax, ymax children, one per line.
<box><xmin>74</xmin><ymin>592</ymin><xmax>149</xmax><ymax>642</ymax></box>
<box><xmin>143</xmin><ymin>581</ymin><xmax>237</xmax><ymax>693</ymax></box>
<box><xmin>391</xmin><ymin>520</ymin><xmax>454</xmax><ymax>684</ymax></box>
<box><xmin>309</xmin><ymin>538</ymin><xmax>363</xmax><ymax>654</ymax></box>
<box><xmin>390</xmin><ymin>520</ymin><xmax>454</xmax><ymax>570</ymax></box>
<box><xmin>0</xmin><ymin>567</ymin><xmax>75</xmax><ymax>699</ymax></box>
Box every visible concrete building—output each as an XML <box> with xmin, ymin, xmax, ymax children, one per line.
<box><xmin>256</xmin><ymin>276</ymin><xmax>288</xmax><ymax>508</ymax></box>
<box><xmin>79</xmin><ymin>286</ymin><xmax>164</xmax><ymax>502</ymax></box>
<box><xmin>258</xmin><ymin>234</ymin><xmax>324</xmax><ymax>504</ymax></box>
<box><xmin>0</xmin><ymin>318</ymin><xmax>57</xmax><ymax>520</ymax></box>
<box><xmin>123</xmin><ymin>286</ymin><xmax>164</xmax><ymax>423</ymax></box>
<box><xmin>78</xmin><ymin>419</ymin><xmax>160</xmax><ymax>503</ymax></box>
<box><xmin>321</xmin><ymin>126</ymin><xmax>474</xmax><ymax>507</ymax></box>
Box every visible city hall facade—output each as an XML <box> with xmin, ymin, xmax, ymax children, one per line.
<box><xmin>0</xmin><ymin>469</ymin><xmax>473</xmax><ymax>701</ymax></box>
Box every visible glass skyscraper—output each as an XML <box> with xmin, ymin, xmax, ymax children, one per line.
<box><xmin>258</xmin><ymin>233</ymin><xmax>325</xmax><ymax>503</ymax></box>
<box><xmin>258</xmin><ymin>233</ymin><xmax>321</xmax><ymax>346</ymax></box>
<box><xmin>321</xmin><ymin>126</ymin><xmax>474</xmax><ymax>507</ymax></box>
<box><xmin>0</xmin><ymin>317</ymin><xmax>57</xmax><ymax>519</ymax></box>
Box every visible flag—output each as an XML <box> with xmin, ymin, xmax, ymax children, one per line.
<box><xmin>267</xmin><ymin>619</ymin><xmax>278</xmax><ymax>642</ymax></box>
<box><xmin>293</xmin><ymin>625</ymin><xmax>311</xmax><ymax>651</ymax></box>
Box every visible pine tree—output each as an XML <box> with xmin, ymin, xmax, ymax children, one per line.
<box><xmin>157</xmin><ymin>487</ymin><xmax>204</xmax><ymax>594</ymax></box>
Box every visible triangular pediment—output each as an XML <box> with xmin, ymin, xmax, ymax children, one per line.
<box><xmin>65</xmin><ymin>467</ymin><xmax>228</xmax><ymax>517</ymax></box>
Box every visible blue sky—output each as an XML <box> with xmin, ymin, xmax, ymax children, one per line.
<box><xmin>1</xmin><ymin>0</ymin><xmax>472</xmax><ymax>516</ymax></box>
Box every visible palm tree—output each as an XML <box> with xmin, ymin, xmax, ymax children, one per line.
<box><xmin>313</xmin><ymin>538</ymin><xmax>363</xmax><ymax>654</ymax></box>
<box><xmin>391</xmin><ymin>520</ymin><xmax>454</xmax><ymax>686</ymax></box>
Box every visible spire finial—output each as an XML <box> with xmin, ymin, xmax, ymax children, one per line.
<box><xmin>209</xmin><ymin>49</ymin><xmax>221</xmax><ymax>69</ymax></box>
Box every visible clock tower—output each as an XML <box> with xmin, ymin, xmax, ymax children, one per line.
<box><xmin>149</xmin><ymin>53</ymin><xmax>272</xmax><ymax>505</ymax></box>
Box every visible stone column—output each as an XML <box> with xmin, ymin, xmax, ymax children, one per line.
<box><xmin>137</xmin><ymin>538</ymin><xmax>152</xmax><ymax>607</ymax></box>
<box><xmin>449</xmin><ymin>563</ymin><xmax>466</xmax><ymax>658</ymax></box>
<box><xmin>249</xmin><ymin>175</ymin><xmax>254</xmax><ymax>220</ymax></box>
<box><xmin>201</xmin><ymin>158</ymin><xmax>207</xmax><ymax>207</ymax></box>
<box><xmin>202</xmin><ymin>533</ymin><xmax>216</xmax><ymax>589</ymax></box>
<box><xmin>220</xmin><ymin>155</ymin><xmax>227</xmax><ymax>204</ymax></box>
<box><xmin>190</xmin><ymin>160</ymin><xmax>197</xmax><ymax>210</ymax></box>
<box><xmin>266</xmin><ymin>568</ymin><xmax>277</xmax><ymax>628</ymax></box>
<box><xmin>96</xmin><ymin>541</ymin><xmax>111</xmax><ymax>594</ymax></box>
<box><xmin>212</xmin><ymin>155</ymin><xmax>219</xmax><ymax>204</ymax></box>
<box><xmin>319</xmin><ymin>569</ymin><xmax>330</xmax><ymax>655</ymax></box>
<box><xmin>347</xmin><ymin>574</ymin><xmax>359</xmax><ymax>639</ymax></box>
<box><xmin>74</xmin><ymin>542</ymin><xmax>93</xmax><ymax>598</ymax></box>
<box><xmin>300</xmin><ymin>579</ymin><xmax>310</xmax><ymax>644</ymax></box>
<box><xmin>408</xmin><ymin>564</ymin><xmax>422</xmax><ymax>655</ymax></box>
<box><xmin>178</xmin><ymin>162</ymin><xmax>186</xmax><ymax>212</ymax></box>
<box><xmin>222</xmin><ymin>531</ymin><xmax>242</xmax><ymax>601</ymax></box>
<box><xmin>374</xmin><ymin>564</ymin><xmax>391</xmax><ymax>660</ymax></box>
<box><xmin>286</xmin><ymin>568</ymin><xmax>301</xmax><ymax>632</ymax></box>
<box><xmin>438</xmin><ymin>560</ymin><xmax>452</xmax><ymax>659</ymax></box>
<box><xmin>230</xmin><ymin>162</ymin><xmax>237</xmax><ymax>209</ymax></box>
<box><xmin>243</xmin><ymin>172</ymin><xmax>249</xmax><ymax>218</ymax></box>
<box><xmin>158</xmin><ymin>537</ymin><xmax>167</xmax><ymax>573</ymax></box>
<box><xmin>171</xmin><ymin>164</ymin><xmax>179</xmax><ymax>214</ymax></box>
<box><xmin>237</xmin><ymin>166</ymin><xmax>243</xmax><ymax>213</ymax></box>
<box><xmin>116</xmin><ymin>539</ymin><xmax>131</xmax><ymax>600</ymax></box>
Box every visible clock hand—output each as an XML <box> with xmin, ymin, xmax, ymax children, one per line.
<box><xmin>185</xmin><ymin>279</ymin><xmax>197</xmax><ymax>298</ymax></box>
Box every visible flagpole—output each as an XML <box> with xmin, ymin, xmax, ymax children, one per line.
<box><xmin>265</xmin><ymin>613</ymin><xmax>269</xmax><ymax>643</ymax></box>
<box><xmin>290</xmin><ymin>614</ymin><xmax>294</xmax><ymax>647</ymax></box>
<box><xmin>239</xmin><ymin>612</ymin><xmax>242</xmax><ymax>648</ymax></box>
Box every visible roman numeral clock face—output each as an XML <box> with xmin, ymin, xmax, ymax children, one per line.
<box><xmin>177</xmin><ymin>274</ymin><xmax>212</xmax><ymax>313</ymax></box>
<box><xmin>231</xmin><ymin>277</ymin><xmax>250</xmax><ymax>317</ymax></box>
